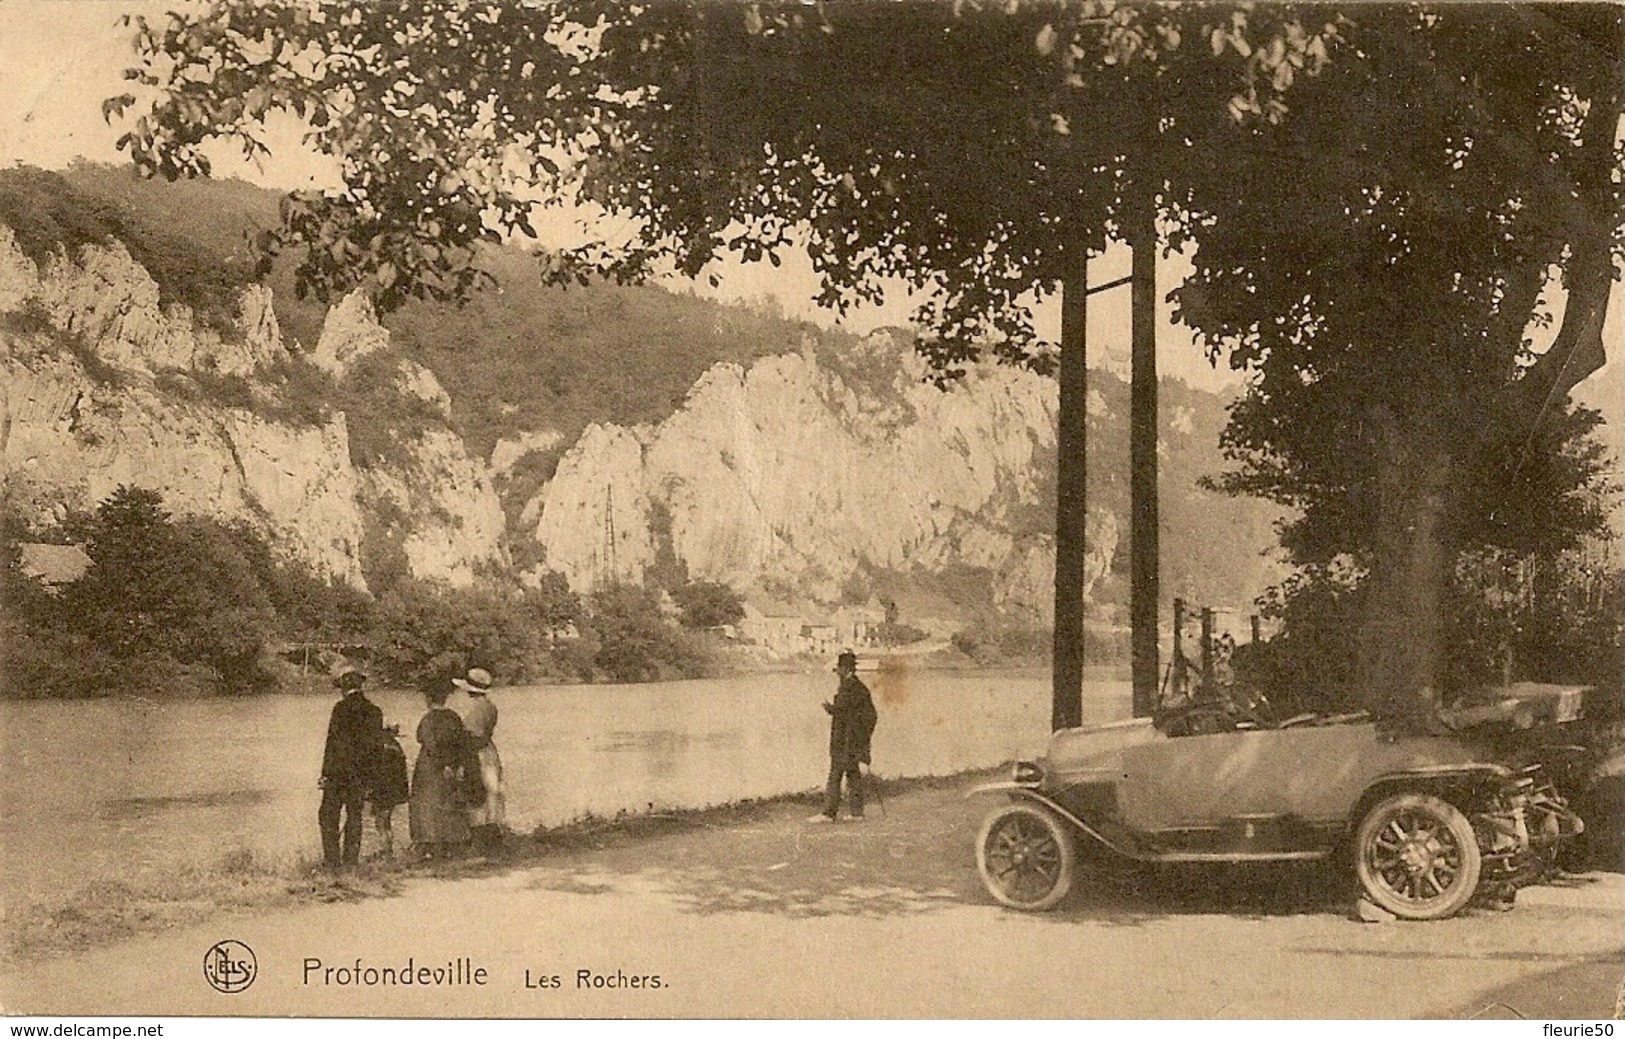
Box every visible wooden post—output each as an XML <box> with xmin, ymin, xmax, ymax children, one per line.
<box><xmin>1200</xmin><ymin>607</ymin><xmax>1215</xmax><ymax>695</ymax></box>
<box><xmin>1052</xmin><ymin>251</ymin><xmax>1089</xmax><ymax>732</ymax></box>
<box><xmin>1172</xmin><ymin>597</ymin><xmax>1187</xmax><ymax>700</ymax></box>
<box><xmin>1130</xmin><ymin>198</ymin><xmax>1159</xmax><ymax>718</ymax></box>
<box><xmin>1250</xmin><ymin>614</ymin><xmax>1262</xmax><ymax>644</ymax></box>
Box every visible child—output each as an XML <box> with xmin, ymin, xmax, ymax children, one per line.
<box><xmin>370</xmin><ymin>724</ymin><xmax>411</xmax><ymax>858</ymax></box>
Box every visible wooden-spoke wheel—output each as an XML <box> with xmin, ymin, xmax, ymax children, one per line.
<box><xmin>1355</xmin><ymin>793</ymin><xmax>1481</xmax><ymax>920</ymax></box>
<box><xmin>976</xmin><ymin>802</ymin><xmax>1076</xmax><ymax>911</ymax></box>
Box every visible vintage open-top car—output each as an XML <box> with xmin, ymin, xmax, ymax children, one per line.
<box><xmin>973</xmin><ymin>682</ymin><xmax>1592</xmax><ymax>920</ymax></box>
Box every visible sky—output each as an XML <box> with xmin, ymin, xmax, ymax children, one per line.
<box><xmin>0</xmin><ymin>0</ymin><xmax>1619</xmax><ymax>407</ymax></box>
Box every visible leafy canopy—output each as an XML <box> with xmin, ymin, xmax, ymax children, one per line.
<box><xmin>1171</xmin><ymin>4</ymin><xmax>1622</xmax><ymax>567</ymax></box>
<box><xmin>113</xmin><ymin>0</ymin><xmax>1341</xmax><ymax>354</ymax></box>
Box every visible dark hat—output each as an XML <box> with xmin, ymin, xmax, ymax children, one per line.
<box><xmin>835</xmin><ymin>650</ymin><xmax>858</xmax><ymax>671</ymax></box>
<box><xmin>334</xmin><ymin>670</ymin><xmax>366</xmax><ymax>692</ymax></box>
<box><xmin>453</xmin><ymin>666</ymin><xmax>494</xmax><ymax>694</ymax></box>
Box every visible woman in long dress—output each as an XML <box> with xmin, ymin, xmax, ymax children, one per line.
<box><xmin>408</xmin><ymin>680</ymin><xmax>471</xmax><ymax>859</ymax></box>
<box><xmin>455</xmin><ymin>667</ymin><xmax>506</xmax><ymax>852</ymax></box>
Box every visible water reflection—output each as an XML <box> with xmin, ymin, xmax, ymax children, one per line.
<box><xmin>99</xmin><ymin>789</ymin><xmax>277</xmax><ymax>821</ymax></box>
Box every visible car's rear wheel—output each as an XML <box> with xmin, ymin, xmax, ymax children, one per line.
<box><xmin>1355</xmin><ymin>793</ymin><xmax>1481</xmax><ymax>920</ymax></box>
<box><xmin>976</xmin><ymin>802</ymin><xmax>1075</xmax><ymax>911</ymax></box>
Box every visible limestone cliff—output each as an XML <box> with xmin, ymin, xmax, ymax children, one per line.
<box><xmin>522</xmin><ymin>336</ymin><xmax>1119</xmax><ymax>623</ymax></box>
<box><xmin>0</xmin><ymin>226</ymin><xmax>502</xmax><ymax>588</ymax></box>
<box><xmin>1</xmin><ymin>207</ymin><xmax>1278</xmax><ymax>624</ymax></box>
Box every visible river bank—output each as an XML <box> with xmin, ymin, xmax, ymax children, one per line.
<box><xmin>1</xmin><ymin>769</ymin><xmax>990</xmax><ymax>964</ymax></box>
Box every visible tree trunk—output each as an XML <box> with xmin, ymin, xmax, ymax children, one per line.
<box><xmin>1052</xmin><ymin>257</ymin><xmax>1088</xmax><ymax>731</ymax></box>
<box><xmin>1358</xmin><ymin>405</ymin><xmax>1452</xmax><ymax>728</ymax></box>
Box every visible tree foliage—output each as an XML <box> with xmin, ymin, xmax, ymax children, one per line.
<box><xmin>1</xmin><ymin>486</ymin><xmax>280</xmax><ymax>696</ymax></box>
<box><xmin>1177</xmin><ymin>5</ymin><xmax>1621</xmax><ymax>562</ymax></box>
<box><xmin>114</xmin><ymin>1</ymin><xmax>1340</xmax><ymax>342</ymax></box>
<box><xmin>370</xmin><ymin>576</ymin><xmax>583</xmax><ymax>688</ymax></box>
<box><xmin>1166</xmin><ymin>5</ymin><xmax>1623</xmax><ymax>706</ymax></box>
<box><xmin>115</xmin><ymin>1</ymin><xmax>1623</xmax><ymax>708</ymax></box>
<box><xmin>585</xmin><ymin>582</ymin><xmax>712</xmax><ymax>682</ymax></box>
<box><xmin>670</xmin><ymin>579</ymin><xmax>745</xmax><ymax>630</ymax></box>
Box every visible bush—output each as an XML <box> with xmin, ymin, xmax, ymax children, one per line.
<box><xmin>370</xmin><ymin>576</ymin><xmax>581</xmax><ymax>689</ymax></box>
<box><xmin>671</xmin><ymin>579</ymin><xmax>745</xmax><ymax>630</ymax></box>
<box><xmin>1234</xmin><ymin>563</ymin><xmax>1366</xmax><ymax>716</ymax></box>
<box><xmin>1239</xmin><ymin>549</ymin><xmax>1623</xmax><ymax>717</ymax></box>
<box><xmin>1</xmin><ymin>487</ymin><xmax>375</xmax><ymax>698</ymax></box>
<box><xmin>584</xmin><ymin>583</ymin><xmax>712</xmax><ymax>683</ymax></box>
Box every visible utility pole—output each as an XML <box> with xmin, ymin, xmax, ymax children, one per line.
<box><xmin>1052</xmin><ymin>250</ymin><xmax>1089</xmax><ymax>732</ymax></box>
<box><xmin>1130</xmin><ymin>192</ymin><xmax>1159</xmax><ymax>719</ymax></box>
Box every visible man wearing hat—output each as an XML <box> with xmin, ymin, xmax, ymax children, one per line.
<box><xmin>319</xmin><ymin>670</ymin><xmax>385</xmax><ymax>868</ymax></box>
<box><xmin>811</xmin><ymin>650</ymin><xmax>878</xmax><ymax>823</ymax></box>
<box><xmin>455</xmin><ymin>666</ymin><xmax>506</xmax><ymax>850</ymax></box>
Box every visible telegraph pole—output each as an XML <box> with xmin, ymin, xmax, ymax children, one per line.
<box><xmin>1129</xmin><ymin>194</ymin><xmax>1159</xmax><ymax>719</ymax></box>
<box><xmin>1052</xmin><ymin>251</ymin><xmax>1089</xmax><ymax>731</ymax></box>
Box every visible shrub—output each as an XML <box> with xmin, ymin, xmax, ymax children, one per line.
<box><xmin>584</xmin><ymin>583</ymin><xmax>712</xmax><ymax>683</ymax></box>
<box><xmin>370</xmin><ymin>578</ymin><xmax>576</xmax><ymax>689</ymax></box>
<box><xmin>671</xmin><ymin>579</ymin><xmax>745</xmax><ymax>630</ymax></box>
<box><xmin>0</xmin><ymin>487</ymin><xmax>374</xmax><ymax>698</ymax></box>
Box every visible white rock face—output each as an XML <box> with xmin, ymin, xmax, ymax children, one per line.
<box><xmin>358</xmin><ymin>427</ymin><xmax>507</xmax><ymax>586</ymax></box>
<box><xmin>1</xmin><ymin>353</ymin><xmax>368</xmax><ymax>587</ymax></box>
<box><xmin>310</xmin><ymin>290</ymin><xmax>390</xmax><ymax>377</ymax></box>
<box><xmin>0</xmin><ymin>223</ymin><xmax>504</xmax><ymax>591</ymax></box>
<box><xmin>307</xmin><ymin>289</ymin><xmax>504</xmax><ymax>584</ymax></box>
<box><xmin>0</xmin><ymin>230</ymin><xmax>284</xmax><ymax>379</ymax></box>
<box><xmin>531</xmin><ymin>423</ymin><xmax>656</xmax><ymax>588</ymax></box>
<box><xmin>525</xmin><ymin>339</ymin><xmax>1116</xmax><ymax>619</ymax></box>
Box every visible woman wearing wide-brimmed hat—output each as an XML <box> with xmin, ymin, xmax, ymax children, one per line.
<box><xmin>455</xmin><ymin>666</ymin><xmax>507</xmax><ymax>851</ymax></box>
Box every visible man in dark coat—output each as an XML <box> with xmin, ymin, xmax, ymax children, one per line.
<box><xmin>811</xmin><ymin>650</ymin><xmax>878</xmax><ymax>822</ymax></box>
<box><xmin>319</xmin><ymin>669</ymin><xmax>385</xmax><ymax>868</ymax></box>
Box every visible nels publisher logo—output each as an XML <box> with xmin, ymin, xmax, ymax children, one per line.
<box><xmin>204</xmin><ymin>939</ymin><xmax>257</xmax><ymax>993</ymax></box>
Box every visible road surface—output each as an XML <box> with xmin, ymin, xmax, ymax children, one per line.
<box><xmin>3</xmin><ymin>776</ymin><xmax>1620</xmax><ymax>1019</ymax></box>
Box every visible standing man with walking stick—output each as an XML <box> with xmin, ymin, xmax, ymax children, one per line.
<box><xmin>810</xmin><ymin>650</ymin><xmax>878</xmax><ymax>823</ymax></box>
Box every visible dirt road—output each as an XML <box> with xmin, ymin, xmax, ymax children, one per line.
<box><xmin>4</xmin><ymin>775</ymin><xmax>1620</xmax><ymax>1019</ymax></box>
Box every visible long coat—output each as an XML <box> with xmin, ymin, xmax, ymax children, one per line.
<box><xmin>827</xmin><ymin>674</ymin><xmax>878</xmax><ymax>768</ymax></box>
<box><xmin>409</xmin><ymin>707</ymin><xmax>471</xmax><ymax>846</ymax></box>
<box><xmin>321</xmin><ymin>692</ymin><xmax>384</xmax><ymax>792</ymax></box>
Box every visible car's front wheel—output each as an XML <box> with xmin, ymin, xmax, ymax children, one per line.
<box><xmin>1354</xmin><ymin>792</ymin><xmax>1482</xmax><ymax>920</ymax></box>
<box><xmin>976</xmin><ymin>802</ymin><xmax>1075</xmax><ymax>911</ymax></box>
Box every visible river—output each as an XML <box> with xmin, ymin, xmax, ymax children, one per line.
<box><xmin>0</xmin><ymin>668</ymin><xmax>1130</xmax><ymax>914</ymax></box>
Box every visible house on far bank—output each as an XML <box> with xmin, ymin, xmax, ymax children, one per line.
<box><xmin>737</xmin><ymin>599</ymin><xmax>887</xmax><ymax>657</ymax></box>
<box><xmin>16</xmin><ymin>543</ymin><xmax>91</xmax><ymax>591</ymax></box>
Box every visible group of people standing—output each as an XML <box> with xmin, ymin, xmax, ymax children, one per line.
<box><xmin>318</xmin><ymin>667</ymin><xmax>507</xmax><ymax>869</ymax></box>
<box><xmin>318</xmin><ymin>649</ymin><xmax>878</xmax><ymax>868</ymax></box>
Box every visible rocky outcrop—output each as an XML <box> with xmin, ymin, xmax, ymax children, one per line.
<box><xmin>522</xmin><ymin>337</ymin><xmax>1116</xmax><ymax>621</ymax></box>
<box><xmin>0</xmin><ymin>216</ymin><xmax>1273</xmax><ymax>622</ymax></box>
<box><xmin>359</xmin><ymin>427</ymin><xmax>507</xmax><ymax>586</ymax></box>
<box><xmin>310</xmin><ymin>290</ymin><xmax>389</xmax><ymax>377</ymax></box>
<box><xmin>0</xmin><ymin>225</ymin><xmax>502</xmax><ymax>590</ymax></box>
<box><xmin>13</xmin><ymin>233</ymin><xmax>284</xmax><ymax>379</ymax></box>
<box><xmin>314</xmin><ymin>289</ymin><xmax>502</xmax><ymax>582</ymax></box>
<box><xmin>1</xmin><ymin>352</ymin><xmax>368</xmax><ymax>586</ymax></box>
